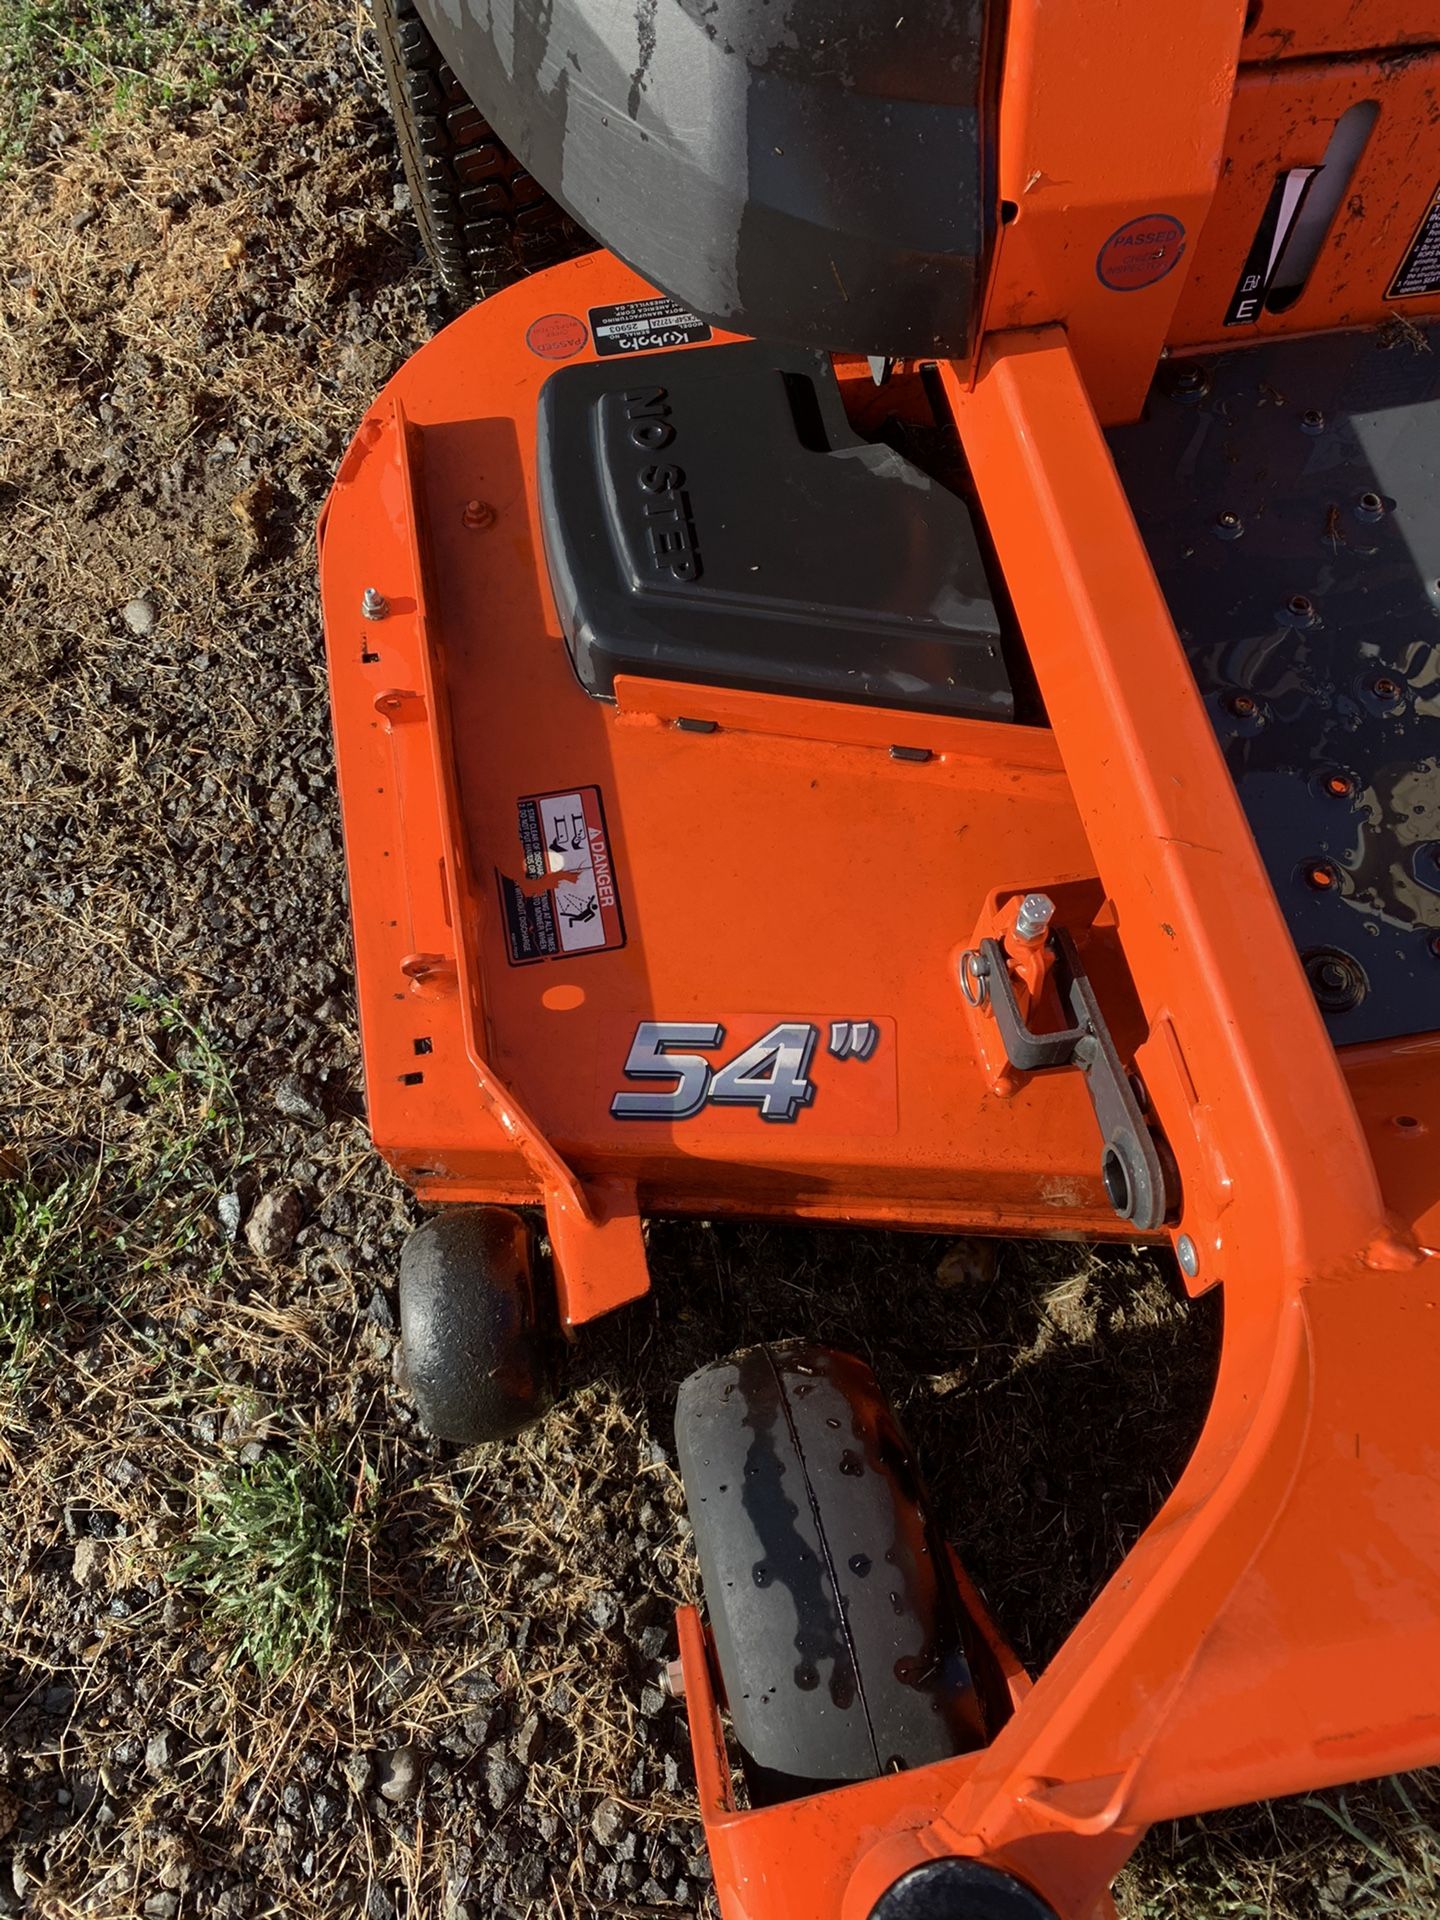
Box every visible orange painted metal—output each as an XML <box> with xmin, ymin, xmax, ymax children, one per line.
<box><xmin>1171</xmin><ymin>49</ymin><xmax>1440</xmax><ymax>346</ymax></box>
<box><xmin>318</xmin><ymin>3</ymin><xmax>1440</xmax><ymax>1912</ymax></box>
<box><xmin>974</xmin><ymin>0</ymin><xmax>1246</xmax><ymax>421</ymax></box>
<box><xmin>1242</xmin><ymin>0</ymin><xmax>1440</xmax><ymax>60</ymax></box>
<box><xmin>319</xmin><ymin>258</ymin><xmax>1140</xmax><ymax>1318</ymax></box>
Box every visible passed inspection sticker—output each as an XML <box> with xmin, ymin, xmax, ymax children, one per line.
<box><xmin>587</xmin><ymin>294</ymin><xmax>712</xmax><ymax>357</ymax></box>
<box><xmin>498</xmin><ymin>785</ymin><xmax>625</xmax><ymax>964</ymax></box>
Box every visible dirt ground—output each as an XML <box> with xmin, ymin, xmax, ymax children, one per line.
<box><xmin>1</xmin><ymin>4</ymin><xmax>1438</xmax><ymax>1917</ymax></box>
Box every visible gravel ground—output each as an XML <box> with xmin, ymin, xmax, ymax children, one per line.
<box><xmin>2</xmin><ymin>5</ymin><xmax>1438</xmax><ymax>1917</ymax></box>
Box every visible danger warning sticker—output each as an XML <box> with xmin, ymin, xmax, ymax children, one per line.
<box><xmin>1388</xmin><ymin>181</ymin><xmax>1440</xmax><ymax>300</ymax></box>
<box><xmin>586</xmin><ymin>294</ymin><xmax>712</xmax><ymax>357</ymax></box>
<box><xmin>498</xmin><ymin>786</ymin><xmax>625</xmax><ymax>964</ymax></box>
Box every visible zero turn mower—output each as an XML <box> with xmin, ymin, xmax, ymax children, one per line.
<box><xmin>319</xmin><ymin>2</ymin><xmax>1440</xmax><ymax>1913</ymax></box>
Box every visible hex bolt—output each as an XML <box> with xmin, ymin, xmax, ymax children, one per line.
<box><xmin>1176</xmin><ymin>1234</ymin><xmax>1200</xmax><ymax>1280</ymax></box>
<box><xmin>462</xmin><ymin>499</ymin><xmax>496</xmax><ymax>530</ymax></box>
<box><xmin>659</xmin><ymin>1659</ymin><xmax>686</xmax><ymax>1701</ymax></box>
<box><xmin>1301</xmin><ymin>408</ymin><xmax>1326</xmax><ymax>435</ymax></box>
<box><xmin>1213</xmin><ymin>509</ymin><xmax>1244</xmax><ymax>540</ymax></box>
<box><xmin>1355</xmin><ymin>490</ymin><xmax>1386</xmax><ymax>522</ymax></box>
<box><xmin>1013</xmin><ymin>892</ymin><xmax>1056</xmax><ymax>943</ymax></box>
<box><xmin>361</xmin><ymin>586</ymin><xmax>389</xmax><ymax>622</ymax></box>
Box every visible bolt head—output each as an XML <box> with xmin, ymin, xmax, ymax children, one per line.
<box><xmin>1013</xmin><ymin>892</ymin><xmax>1056</xmax><ymax>941</ymax></box>
<box><xmin>361</xmin><ymin>587</ymin><xmax>389</xmax><ymax>621</ymax></box>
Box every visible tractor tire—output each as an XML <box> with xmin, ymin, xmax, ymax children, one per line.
<box><xmin>371</xmin><ymin>0</ymin><xmax>593</xmax><ymax>303</ymax></box>
<box><xmin>675</xmin><ymin>1342</ymin><xmax>990</xmax><ymax>1806</ymax></box>
<box><xmin>397</xmin><ymin>1207</ymin><xmax>551</xmax><ymax>1444</ymax></box>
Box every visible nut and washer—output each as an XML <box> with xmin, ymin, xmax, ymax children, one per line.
<box><xmin>361</xmin><ymin>586</ymin><xmax>389</xmax><ymax>621</ymax></box>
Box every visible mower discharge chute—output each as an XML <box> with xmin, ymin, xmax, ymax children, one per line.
<box><xmin>319</xmin><ymin>3</ymin><xmax>1440</xmax><ymax>1914</ymax></box>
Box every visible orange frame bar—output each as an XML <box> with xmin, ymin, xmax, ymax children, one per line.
<box><xmin>675</xmin><ymin>332</ymin><xmax>1440</xmax><ymax>1919</ymax></box>
<box><xmin>844</xmin><ymin>336</ymin><xmax>1438</xmax><ymax>1912</ymax></box>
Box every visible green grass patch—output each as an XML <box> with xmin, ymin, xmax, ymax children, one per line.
<box><xmin>0</xmin><ymin>1163</ymin><xmax>98</xmax><ymax>1396</ymax></box>
<box><xmin>0</xmin><ymin>0</ymin><xmax>271</xmax><ymax>164</ymax></box>
<box><xmin>0</xmin><ymin>995</ymin><xmax>241</xmax><ymax>1422</ymax></box>
<box><xmin>174</xmin><ymin>1440</ymin><xmax>372</xmax><ymax>1676</ymax></box>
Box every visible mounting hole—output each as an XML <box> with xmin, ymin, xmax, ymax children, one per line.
<box><xmin>1394</xmin><ymin>1114</ymin><xmax>1422</xmax><ymax>1132</ymax></box>
<box><xmin>541</xmin><ymin>982</ymin><xmax>586</xmax><ymax>1011</ymax></box>
<box><xmin>1101</xmin><ymin>1146</ymin><xmax>1132</xmax><ymax>1218</ymax></box>
<box><xmin>1000</xmin><ymin>198</ymin><xmax>1019</xmax><ymax>224</ymax></box>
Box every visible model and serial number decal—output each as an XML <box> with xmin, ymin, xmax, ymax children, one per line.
<box><xmin>610</xmin><ymin>1018</ymin><xmax>895</xmax><ymax>1130</ymax></box>
<box><xmin>1388</xmin><ymin>180</ymin><xmax>1440</xmax><ymax>300</ymax></box>
<box><xmin>1095</xmin><ymin>213</ymin><xmax>1187</xmax><ymax>292</ymax></box>
<box><xmin>498</xmin><ymin>786</ymin><xmax>625</xmax><ymax>963</ymax></box>
<box><xmin>588</xmin><ymin>295</ymin><xmax>712</xmax><ymax>357</ymax></box>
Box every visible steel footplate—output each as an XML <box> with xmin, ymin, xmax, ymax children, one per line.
<box><xmin>1109</xmin><ymin>323</ymin><xmax>1440</xmax><ymax>1045</ymax></box>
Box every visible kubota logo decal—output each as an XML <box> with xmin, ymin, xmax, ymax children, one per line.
<box><xmin>607</xmin><ymin>1017</ymin><xmax>897</xmax><ymax>1132</ymax></box>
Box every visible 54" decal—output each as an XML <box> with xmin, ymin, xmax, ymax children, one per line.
<box><xmin>611</xmin><ymin>1019</ymin><xmax>885</xmax><ymax>1125</ymax></box>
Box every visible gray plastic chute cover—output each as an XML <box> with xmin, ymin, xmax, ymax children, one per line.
<box><xmin>416</xmin><ymin>0</ymin><xmax>989</xmax><ymax>356</ymax></box>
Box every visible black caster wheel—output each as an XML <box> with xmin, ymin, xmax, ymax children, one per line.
<box><xmin>868</xmin><ymin>1861</ymin><xmax>1060</xmax><ymax>1920</ymax></box>
<box><xmin>675</xmin><ymin>1341</ymin><xmax>991</xmax><ymax>1806</ymax></box>
<box><xmin>397</xmin><ymin>1206</ymin><xmax>551</xmax><ymax>1443</ymax></box>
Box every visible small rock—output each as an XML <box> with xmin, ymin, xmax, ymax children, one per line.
<box><xmin>590</xmin><ymin>1796</ymin><xmax>628</xmax><ymax>1848</ymax></box>
<box><xmin>587</xmin><ymin>1589</ymin><xmax>621</xmax><ymax>1631</ymax></box>
<box><xmin>272</xmin><ymin>1072</ymin><xmax>325</xmax><ymax>1127</ymax></box>
<box><xmin>217</xmin><ymin>1192</ymin><xmax>243</xmax><ymax>1241</ymax></box>
<box><xmin>105</xmin><ymin>1455</ymin><xmax>143</xmax><ymax>1490</ymax></box>
<box><xmin>145</xmin><ymin>1730</ymin><xmax>174</xmax><ymax>1777</ymax></box>
<box><xmin>143</xmin><ymin>1898</ymin><xmax>178</xmax><ymax>1920</ymax></box>
<box><xmin>365</xmin><ymin>1286</ymin><xmax>395</xmax><ymax>1331</ymax></box>
<box><xmin>122</xmin><ymin>597</ymin><xmax>156</xmax><ymax>636</ymax></box>
<box><xmin>71</xmin><ymin>1538</ymin><xmax>109</xmax><ymax>1594</ymax></box>
<box><xmin>484</xmin><ymin>1749</ymin><xmax>523</xmax><ymax>1812</ymax></box>
<box><xmin>0</xmin><ymin>1785</ymin><xmax>17</xmax><ymax>1838</ymax></box>
<box><xmin>376</xmin><ymin>1743</ymin><xmax>425</xmax><ymax>1805</ymax></box>
<box><xmin>510</xmin><ymin>1711</ymin><xmax>543</xmax><ymax>1766</ymax></box>
<box><xmin>97</xmin><ymin>1067</ymin><xmax>137</xmax><ymax>1108</ymax></box>
<box><xmin>936</xmin><ymin>1237</ymin><xmax>998</xmax><ymax>1289</ymax></box>
<box><xmin>244</xmin><ymin>1188</ymin><xmax>302</xmax><ymax>1261</ymax></box>
<box><xmin>341</xmin><ymin>1750</ymin><xmax>372</xmax><ymax>1795</ymax></box>
<box><xmin>440</xmin><ymin>1706</ymin><xmax>492</xmax><ymax>1757</ymax></box>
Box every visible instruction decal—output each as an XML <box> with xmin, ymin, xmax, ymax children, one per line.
<box><xmin>1095</xmin><ymin>213</ymin><xmax>1187</xmax><ymax>292</ymax></box>
<box><xmin>605</xmin><ymin>1015</ymin><xmax>898</xmax><ymax>1134</ymax></box>
<box><xmin>1388</xmin><ymin>180</ymin><xmax>1440</xmax><ymax>300</ymax></box>
<box><xmin>1224</xmin><ymin>166</ymin><xmax>1320</xmax><ymax>325</ymax></box>
<box><xmin>587</xmin><ymin>294</ymin><xmax>712</xmax><ymax>357</ymax></box>
<box><xmin>498</xmin><ymin>786</ymin><xmax>625</xmax><ymax>964</ymax></box>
